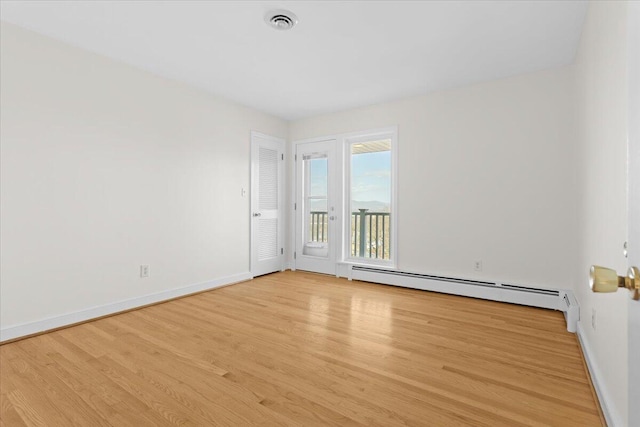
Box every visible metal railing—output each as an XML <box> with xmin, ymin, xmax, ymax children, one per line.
<box><xmin>309</xmin><ymin>209</ymin><xmax>391</xmax><ymax>260</ymax></box>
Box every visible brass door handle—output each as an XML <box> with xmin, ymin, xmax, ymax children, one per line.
<box><xmin>590</xmin><ymin>265</ymin><xmax>640</xmax><ymax>300</ymax></box>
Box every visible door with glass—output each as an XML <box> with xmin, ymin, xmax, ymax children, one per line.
<box><xmin>295</xmin><ymin>140</ymin><xmax>337</xmax><ymax>275</ymax></box>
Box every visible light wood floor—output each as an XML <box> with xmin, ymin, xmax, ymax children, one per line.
<box><xmin>1</xmin><ymin>271</ymin><xmax>602</xmax><ymax>426</ymax></box>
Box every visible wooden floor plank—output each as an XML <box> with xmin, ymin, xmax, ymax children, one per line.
<box><xmin>0</xmin><ymin>271</ymin><xmax>602</xmax><ymax>426</ymax></box>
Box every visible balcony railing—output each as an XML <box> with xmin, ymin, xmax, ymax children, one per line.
<box><xmin>309</xmin><ymin>211</ymin><xmax>328</xmax><ymax>243</ymax></box>
<box><xmin>309</xmin><ymin>209</ymin><xmax>391</xmax><ymax>260</ymax></box>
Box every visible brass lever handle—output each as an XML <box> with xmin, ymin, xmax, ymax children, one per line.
<box><xmin>590</xmin><ymin>265</ymin><xmax>640</xmax><ymax>300</ymax></box>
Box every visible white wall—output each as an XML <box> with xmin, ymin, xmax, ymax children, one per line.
<box><xmin>289</xmin><ymin>67</ymin><xmax>578</xmax><ymax>290</ymax></box>
<box><xmin>574</xmin><ymin>1</ymin><xmax>629</xmax><ymax>425</ymax></box>
<box><xmin>0</xmin><ymin>23</ymin><xmax>287</xmax><ymax>331</ymax></box>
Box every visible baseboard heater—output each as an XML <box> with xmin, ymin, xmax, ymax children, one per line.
<box><xmin>349</xmin><ymin>265</ymin><xmax>579</xmax><ymax>332</ymax></box>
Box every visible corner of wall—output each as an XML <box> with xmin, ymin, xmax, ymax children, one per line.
<box><xmin>576</xmin><ymin>321</ymin><xmax>624</xmax><ymax>427</ymax></box>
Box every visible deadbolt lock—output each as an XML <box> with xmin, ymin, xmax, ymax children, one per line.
<box><xmin>590</xmin><ymin>265</ymin><xmax>640</xmax><ymax>300</ymax></box>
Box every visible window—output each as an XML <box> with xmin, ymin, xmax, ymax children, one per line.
<box><xmin>303</xmin><ymin>153</ymin><xmax>329</xmax><ymax>256</ymax></box>
<box><xmin>345</xmin><ymin>129</ymin><xmax>396</xmax><ymax>266</ymax></box>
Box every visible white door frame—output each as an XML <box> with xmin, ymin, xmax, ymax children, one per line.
<box><xmin>627</xmin><ymin>3</ymin><xmax>639</xmax><ymax>425</ymax></box>
<box><xmin>250</xmin><ymin>131</ymin><xmax>285</xmax><ymax>277</ymax></box>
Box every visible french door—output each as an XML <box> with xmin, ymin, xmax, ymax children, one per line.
<box><xmin>295</xmin><ymin>139</ymin><xmax>338</xmax><ymax>275</ymax></box>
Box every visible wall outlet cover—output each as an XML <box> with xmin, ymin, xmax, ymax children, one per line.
<box><xmin>140</xmin><ymin>265</ymin><xmax>150</xmax><ymax>278</ymax></box>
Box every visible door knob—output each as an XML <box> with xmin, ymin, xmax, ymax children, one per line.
<box><xmin>590</xmin><ymin>265</ymin><xmax>640</xmax><ymax>300</ymax></box>
<box><xmin>253</xmin><ymin>213</ymin><xmax>261</xmax><ymax>217</ymax></box>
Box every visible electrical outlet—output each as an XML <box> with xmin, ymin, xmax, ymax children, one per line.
<box><xmin>591</xmin><ymin>308</ymin><xmax>596</xmax><ymax>330</ymax></box>
<box><xmin>140</xmin><ymin>265</ymin><xmax>150</xmax><ymax>278</ymax></box>
<box><xmin>474</xmin><ymin>260</ymin><xmax>483</xmax><ymax>272</ymax></box>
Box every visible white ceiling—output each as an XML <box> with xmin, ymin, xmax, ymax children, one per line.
<box><xmin>0</xmin><ymin>1</ymin><xmax>588</xmax><ymax>120</ymax></box>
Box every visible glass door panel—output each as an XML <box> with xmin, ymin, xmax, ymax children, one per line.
<box><xmin>303</xmin><ymin>154</ymin><xmax>328</xmax><ymax>257</ymax></box>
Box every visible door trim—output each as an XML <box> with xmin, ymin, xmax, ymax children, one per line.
<box><xmin>627</xmin><ymin>3</ymin><xmax>640</xmax><ymax>425</ymax></box>
<box><xmin>250</xmin><ymin>131</ymin><xmax>285</xmax><ymax>277</ymax></box>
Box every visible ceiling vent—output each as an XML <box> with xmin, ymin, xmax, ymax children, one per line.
<box><xmin>265</xmin><ymin>10</ymin><xmax>298</xmax><ymax>31</ymax></box>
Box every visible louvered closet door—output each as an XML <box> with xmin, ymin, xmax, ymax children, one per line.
<box><xmin>251</xmin><ymin>133</ymin><xmax>284</xmax><ymax>277</ymax></box>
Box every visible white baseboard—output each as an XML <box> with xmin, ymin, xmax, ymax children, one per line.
<box><xmin>348</xmin><ymin>265</ymin><xmax>579</xmax><ymax>332</ymax></box>
<box><xmin>576</xmin><ymin>322</ymin><xmax>622</xmax><ymax>427</ymax></box>
<box><xmin>0</xmin><ymin>272</ymin><xmax>252</xmax><ymax>343</ymax></box>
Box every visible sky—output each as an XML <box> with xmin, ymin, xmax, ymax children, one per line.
<box><xmin>308</xmin><ymin>150</ymin><xmax>391</xmax><ymax>209</ymax></box>
<box><xmin>351</xmin><ymin>151</ymin><xmax>391</xmax><ymax>204</ymax></box>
